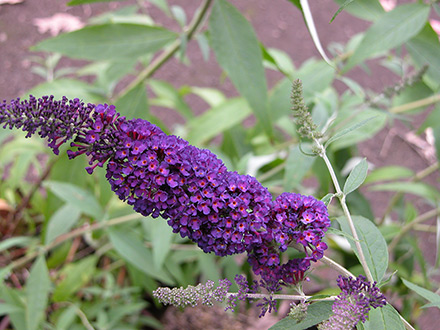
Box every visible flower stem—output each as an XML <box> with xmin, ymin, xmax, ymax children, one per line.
<box><xmin>114</xmin><ymin>0</ymin><xmax>214</xmax><ymax>101</ymax></box>
<box><xmin>314</xmin><ymin>139</ymin><xmax>374</xmax><ymax>283</ymax></box>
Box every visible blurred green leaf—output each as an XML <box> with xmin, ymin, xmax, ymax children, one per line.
<box><xmin>325</xmin><ymin>116</ymin><xmax>376</xmax><ymax>148</ymax></box>
<box><xmin>26</xmin><ymin>256</ymin><xmax>51</xmax><ymax>330</ymax></box>
<box><xmin>370</xmin><ymin>182</ymin><xmax>440</xmax><ymax>203</ymax></box>
<box><xmin>363</xmin><ymin>305</ymin><xmax>405</xmax><ymax>330</ymax></box>
<box><xmin>0</xmin><ymin>286</ymin><xmax>26</xmax><ymax>329</ymax></box>
<box><xmin>45</xmin><ymin>204</ymin><xmax>82</xmax><ymax>245</ymax></box>
<box><xmin>269</xmin><ymin>301</ymin><xmax>333</xmax><ymax>330</ymax></box>
<box><xmin>345</xmin><ymin>4</ymin><xmax>430</xmax><ymax>71</ymax></box>
<box><xmin>296</xmin><ymin>59</ymin><xmax>335</xmax><ymax>102</ymax></box>
<box><xmin>33</xmin><ymin>24</ymin><xmax>177</xmax><ymax>61</ymax></box>
<box><xmin>402</xmin><ymin>278</ymin><xmax>440</xmax><ymax>303</ymax></box>
<box><xmin>209</xmin><ymin>0</ymin><xmax>272</xmax><ymax>137</ymax></box>
<box><xmin>407</xmin><ymin>23</ymin><xmax>440</xmax><ymax>90</ymax></box>
<box><xmin>108</xmin><ymin>228</ymin><xmax>174</xmax><ymax>284</ymax></box>
<box><xmin>284</xmin><ymin>144</ymin><xmax>316</xmax><ymax>191</ymax></box>
<box><xmin>53</xmin><ymin>256</ymin><xmax>97</xmax><ymax>302</ymax></box>
<box><xmin>0</xmin><ymin>303</ymin><xmax>22</xmax><ymax>315</ymax></box>
<box><xmin>44</xmin><ymin>181</ymin><xmax>104</xmax><ymax>219</ymax></box>
<box><xmin>68</xmin><ymin>0</ymin><xmax>125</xmax><ymax>5</ymax></box>
<box><xmin>364</xmin><ymin>166</ymin><xmax>414</xmax><ymax>184</ymax></box>
<box><xmin>146</xmin><ymin>217</ymin><xmax>174</xmax><ymax>270</ymax></box>
<box><xmin>186</xmin><ymin>98</ymin><xmax>251</xmax><ymax>145</ymax></box>
<box><xmin>343</xmin><ymin>158</ymin><xmax>368</xmax><ymax>195</ymax></box>
<box><xmin>333</xmin><ymin>0</ymin><xmax>385</xmax><ymax>21</ymax></box>
<box><xmin>149</xmin><ymin>80</ymin><xmax>193</xmax><ymax>120</ymax></box>
<box><xmin>27</xmin><ymin>79</ymin><xmax>105</xmax><ymax>104</ymax></box>
<box><xmin>330</xmin><ymin>0</ymin><xmax>355</xmax><ymax>23</ymax></box>
<box><xmin>0</xmin><ymin>237</ymin><xmax>35</xmax><ymax>253</ymax></box>
<box><xmin>190</xmin><ymin>87</ymin><xmax>226</xmax><ymax>108</ymax></box>
<box><xmin>115</xmin><ymin>82</ymin><xmax>149</xmax><ymax>119</ymax></box>
<box><xmin>337</xmin><ymin>215</ymin><xmax>388</xmax><ymax>282</ymax></box>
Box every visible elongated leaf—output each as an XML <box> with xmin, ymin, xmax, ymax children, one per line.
<box><xmin>27</xmin><ymin>79</ymin><xmax>105</xmax><ymax>104</ymax></box>
<box><xmin>43</xmin><ymin>181</ymin><xmax>104</xmax><ymax>219</ymax></box>
<box><xmin>370</xmin><ymin>182</ymin><xmax>440</xmax><ymax>203</ymax></box>
<box><xmin>45</xmin><ymin>204</ymin><xmax>81</xmax><ymax>245</ymax></box>
<box><xmin>33</xmin><ymin>24</ymin><xmax>176</xmax><ymax>61</ymax></box>
<box><xmin>284</xmin><ymin>144</ymin><xmax>316</xmax><ymax>191</ymax></box>
<box><xmin>331</xmin><ymin>0</ymin><xmax>355</xmax><ymax>23</ymax></box>
<box><xmin>345</xmin><ymin>4</ymin><xmax>430</xmax><ymax>71</ymax></box>
<box><xmin>209</xmin><ymin>0</ymin><xmax>272</xmax><ymax>137</ymax></box>
<box><xmin>115</xmin><ymin>82</ymin><xmax>149</xmax><ymax>119</ymax></box>
<box><xmin>186</xmin><ymin>98</ymin><xmax>251</xmax><ymax>145</ymax></box>
<box><xmin>0</xmin><ymin>237</ymin><xmax>34</xmax><ymax>253</ymax></box>
<box><xmin>108</xmin><ymin>228</ymin><xmax>174</xmax><ymax>284</ymax></box>
<box><xmin>422</xmin><ymin>301</ymin><xmax>440</xmax><ymax>309</ymax></box>
<box><xmin>68</xmin><ymin>0</ymin><xmax>123</xmax><ymax>5</ymax></box>
<box><xmin>52</xmin><ymin>256</ymin><xmax>97</xmax><ymax>302</ymax></box>
<box><xmin>146</xmin><ymin>218</ymin><xmax>174</xmax><ymax>270</ymax></box>
<box><xmin>363</xmin><ymin>305</ymin><xmax>405</xmax><ymax>330</ymax></box>
<box><xmin>364</xmin><ymin>166</ymin><xmax>414</xmax><ymax>184</ymax></box>
<box><xmin>401</xmin><ymin>278</ymin><xmax>440</xmax><ymax>303</ymax></box>
<box><xmin>343</xmin><ymin>158</ymin><xmax>368</xmax><ymax>195</ymax></box>
<box><xmin>407</xmin><ymin>23</ymin><xmax>440</xmax><ymax>90</ymax></box>
<box><xmin>0</xmin><ymin>303</ymin><xmax>22</xmax><ymax>315</ymax></box>
<box><xmin>325</xmin><ymin>116</ymin><xmax>376</xmax><ymax>148</ymax></box>
<box><xmin>333</xmin><ymin>0</ymin><xmax>385</xmax><ymax>21</ymax></box>
<box><xmin>149</xmin><ymin>80</ymin><xmax>193</xmax><ymax>120</ymax></box>
<box><xmin>26</xmin><ymin>256</ymin><xmax>51</xmax><ymax>330</ymax></box>
<box><xmin>269</xmin><ymin>301</ymin><xmax>333</xmax><ymax>330</ymax></box>
<box><xmin>337</xmin><ymin>216</ymin><xmax>388</xmax><ymax>282</ymax></box>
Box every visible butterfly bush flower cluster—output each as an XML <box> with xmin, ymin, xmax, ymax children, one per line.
<box><xmin>318</xmin><ymin>275</ymin><xmax>387</xmax><ymax>330</ymax></box>
<box><xmin>0</xmin><ymin>95</ymin><xmax>330</xmax><ymax>285</ymax></box>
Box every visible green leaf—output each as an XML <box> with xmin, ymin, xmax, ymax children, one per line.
<box><xmin>343</xmin><ymin>158</ymin><xmax>368</xmax><ymax>195</ymax></box>
<box><xmin>345</xmin><ymin>4</ymin><xmax>430</xmax><ymax>71</ymax></box>
<box><xmin>115</xmin><ymin>82</ymin><xmax>149</xmax><ymax>119</ymax></box>
<box><xmin>0</xmin><ymin>303</ymin><xmax>22</xmax><ymax>316</ymax></box>
<box><xmin>364</xmin><ymin>166</ymin><xmax>414</xmax><ymax>184</ymax></box>
<box><xmin>209</xmin><ymin>0</ymin><xmax>272</xmax><ymax>137</ymax></box>
<box><xmin>325</xmin><ymin>116</ymin><xmax>376</xmax><ymax>148</ymax></box>
<box><xmin>333</xmin><ymin>0</ymin><xmax>385</xmax><ymax>21</ymax></box>
<box><xmin>407</xmin><ymin>23</ymin><xmax>440</xmax><ymax>90</ymax></box>
<box><xmin>190</xmin><ymin>87</ymin><xmax>226</xmax><ymax>108</ymax></box>
<box><xmin>269</xmin><ymin>301</ymin><xmax>333</xmax><ymax>330</ymax></box>
<box><xmin>370</xmin><ymin>182</ymin><xmax>440</xmax><ymax>203</ymax></box>
<box><xmin>422</xmin><ymin>301</ymin><xmax>440</xmax><ymax>309</ymax></box>
<box><xmin>147</xmin><ymin>218</ymin><xmax>174</xmax><ymax>270</ymax></box>
<box><xmin>43</xmin><ymin>181</ymin><xmax>104</xmax><ymax>219</ymax></box>
<box><xmin>26</xmin><ymin>256</ymin><xmax>51</xmax><ymax>330</ymax></box>
<box><xmin>337</xmin><ymin>216</ymin><xmax>388</xmax><ymax>282</ymax></box>
<box><xmin>401</xmin><ymin>278</ymin><xmax>440</xmax><ymax>303</ymax></box>
<box><xmin>108</xmin><ymin>228</ymin><xmax>174</xmax><ymax>284</ymax></box>
<box><xmin>330</xmin><ymin>0</ymin><xmax>355</xmax><ymax>23</ymax></box>
<box><xmin>286</xmin><ymin>0</ymin><xmax>301</xmax><ymax>10</ymax></box>
<box><xmin>45</xmin><ymin>204</ymin><xmax>82</xmax><ymax>245</ymax></box>
<box><xmin>33</xmin><ymin>24</ymin><xmax>177</xmax><ymax>61</ymax></box>
<box><xmin>284</xmin><ymin>144</ymin><xmax>316</xmax><ymax>191</ymax></box>
<box><xmin>52</xmin><ymin>256</ymin><xmax>97</xmax><ymax>302</ymax></box>
<box><xmin>27</xmin><ymin>79</ymin><xmax>105</xmax><ymax>104</ymax></box>
<box><xmin>296</xmin><ymin>59</ymin><xmax>335</xmax><ymax>102</ymax></box>
<box><xmin>186</xmin><ymin>98</ymin><xmax>251</xmax><ymax>145</ymax></box>
<box><xmin>363</xmin><ymin>305</ymin><xmax>405</xmax><ymax>330</ymax></box>
<box><xmin>0</xmin><ymin>237</ymin><xmax>35</xmax><ymax>253</ymax></box>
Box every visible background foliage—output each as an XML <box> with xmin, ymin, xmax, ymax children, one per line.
<box><xmin>1</xmin><ymin>0</ymin><xmax>440</xmax><ymax>329</ymax></box>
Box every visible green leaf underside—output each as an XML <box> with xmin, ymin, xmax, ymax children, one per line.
<box><xmin>269</xmin><ymin>301</ymin><xmax>333</xmax><ymax>330</ymax></box>
<box><xmin>26</xmin><ymin>256</ymin><xmax>50</xmax><ymax>330</ymax></box>
<box><xmin>34</xmin><ymin>24</ymin><xmax>177</xmax><ymax>61</ymax></box>
<box><xmin>209</xmin><ymin>0</ymin><xmax>272</xmax><ymax>137</ymax></box>
<box><xmin>363</xmin><ymin>304</ymin><xmax>405</xmax><ymax>330</ymax></box>
<box><xmin>345</xmin><ymin>3</ymin><xmax>430</xmax><ymax>70</ymax></box>
<box><xmin>337</xmin><ymin>216</ymin><xmax>388</xmax><ymax>282</ymax></box>
<box><xmin>344</xmin><ymin>158</ymin><xmax>368</xmax><ymax>195</ymax></box>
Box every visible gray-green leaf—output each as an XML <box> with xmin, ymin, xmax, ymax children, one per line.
<box><xmin>45</xmin><ymin>204</ymin><xmax>81</xmax><ymax>245</ymax></box>
<box><xmin>209</xmin><ymin>0</ymin><xmax>272</xmax><ymax>137</ymax></box>
<box><xmin>343</xmin><ymin>158</ymin><xmax>368</xmax><ymax>195</ymax></box>
<box><xmin>26</xmin><ymin>256</ymin><xmax>51</xmax><ymax>330</ymax></box>
<box><xmin>362</xmin><ymin>305</ymin><xmax>405</xmax><ymax>330</ymax></box>
<box><xmin>33</xmin><ymin>24</ymin><xmax>177</xmax><ymax>61</ymax></box>
<box><xmin>345</xmin><ymin>3</ymin><xmax>430</xmax><ymax>71</ymax></box>
<box><xmin>337</xmin><ymin>216</ymin><xmax>388</xmax><ymax>282</ymax></box>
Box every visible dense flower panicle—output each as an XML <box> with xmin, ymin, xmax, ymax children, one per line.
<box><xmin>0</xmin><ymin>95</ymin><xmax>331</xmax><ymax>285</ymax></box>
<box><xmin>319</xmin><ymin>275</ymin><xmax>387</xmax><ymax>330</ymax></box>
<box><xmin>153</xmin><ymin>279</ymin><xmax>232</xmax><ymax>308</ymax></box>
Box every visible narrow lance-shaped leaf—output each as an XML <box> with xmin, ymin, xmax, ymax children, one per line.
<box><xmin>209</xmin><ymin>0</ymin><xmax>272</xmax><ymax>137</ymax></box>
<box><xmin>337</xmin><ymin>216</ymin><xmax>388</xmax><ymax>282</ymax></box>
<box><xmin>343</xmin><ymin>158</ymin><xmax>368</xmax><ymax>195</ymax></box>
<box><xmin>344</xmin><ymin>3</ymin><xmax>430</xmax><ymax>71</ymax></box>
<box><xmin>45</xmin><ymin>204</ymin><xmax>81</xmax><ymax>245</ymax></box>
<box><xmin>401</xmin><ymin>278</ymin><xmax>440</xmax><ymax>304</ymax></box>
<box><xmin>26</xmin><ymin>256</ymin><xmax>51</xmax><ymax>330</ymax></box>
<box><xmin>33</xmin><ymin>24</ymin><xmax>177</xmax><ymax>61</ymax></box>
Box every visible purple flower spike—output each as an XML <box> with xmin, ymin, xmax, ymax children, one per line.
<box><xmin>0</xmin><ymin>95</ymin><xmax>332</xmax><ymax>286</ymax></box>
